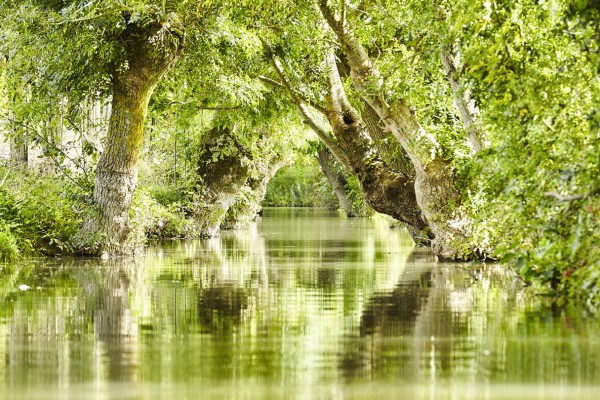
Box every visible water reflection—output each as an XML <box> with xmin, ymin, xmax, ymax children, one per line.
<box><xmin>1</xmin><ymin>208</ymin><xmax>600</xmax><ymax>399</ymax></box>
<box><xmin>198</xmin><ymin>286</ymin><xmax>248</xmax><ymax>333</ymax></box>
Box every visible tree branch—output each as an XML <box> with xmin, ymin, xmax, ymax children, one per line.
<box><xmin>258</xmin><ymin>75</ymin><xmax>284</xmax><ymax>89</ymax></box>
<box><xmin>544</xmin><ymin>191</ymin><xmax>587</xmax><ymax>202</ymax></box>
<box><xmin>268</xmin><ymin>56</ymin><xmax>349</xmax><ymax>166</ymax></box>
<box><xmin>318</xmin><ymin>0</ymin><xmax>343</xmax><ymax>34</ymax></box>
<box><xmin>258</xmin><ymin>75</ymin><xmax>328</xmax><ymax>115</ymax></box>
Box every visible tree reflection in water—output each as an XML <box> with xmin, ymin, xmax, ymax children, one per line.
<box><xmin>1</xmin><ymin>209</ymin><xmax>600</xmax><ymax>399</ymax></box>
<box><xmin>198</xmin><ymin>286</ymin><xmax>249</xmax><ymax>333</ymax></box>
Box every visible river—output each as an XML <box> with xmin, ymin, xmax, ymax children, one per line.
<box><xmin>1</xmin><ymin>208</ymin><xmax>599</xmax><ymax>399</ymax></box>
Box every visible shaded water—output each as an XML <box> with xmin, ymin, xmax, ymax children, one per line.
<box><xmin>1</xmin><ymin>208</ymin><xmax>599</xmax><ymax>399</ymax></box>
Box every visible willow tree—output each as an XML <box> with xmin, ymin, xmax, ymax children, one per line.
<box><xmin>308</xmin><ymin>0</ymin><xmax>599</xmax><ymax>298</ymax></box>
<box><xmin>141</xmin><ymin>14</ymin><xmax>309</xmax><ymax>237</ymax></box>
<box><xmin>313</xmin><ymin>1</ymin><xmax>477</xmax><ymax>259</ymax></box>
<box><xmin>220</xmin><ymin>114</ymin><xmax>301</xmax><ymax>231</ymax></box>
<box><xmin>227</xmin><ymin>1</ymin><xmax>432</xmax><ymax>243</ymax></box>
<box><xmin>0</xmin><ymin>1</ymin><xmax>196</xmax><ymax>254</ymax></box>
<box><xmin>87</xmin><ymin>11</ymin><xmax>185</xmax><ymax>254</ymax></box>
<box><xmin>263</xmin><ymin>52</ymin><xmax>431</xmax><ymax>242</ymax></box>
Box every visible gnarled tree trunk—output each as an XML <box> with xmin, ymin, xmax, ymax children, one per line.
<box><xmin>360</xmin><ymin>99</ymin><xmax>415</xmax><ymax>179</ymax></box>
<box><xmin>221</xmin><ymin>156</ymin><xmax>287</xmax><ymax>230</ymax></box>
<box><xmin>270</xmin><ymin>54</ymin><xmax>431</xmax><ymax>244</ymax></box>
<box><xmin>322</xmin><ymin>52</ymin><xmax>431</xmax><ymax>244</ymax></box>
<box><xmin>192</xmin><ymin>127</ymin><xmax>252</xmax><ymax>237</ymax></box>
<box><xmin>318</xmin><ymin>1</ymin><xmax>475</xmax><ymax>259</ymax></box>
<box><xmin>83</xmin><ymin>14</ymin><xmax>184</xmax><ymax>255</ymax></box>
<box><xmin>338</xmin><ymin>57</ymin><xmax>415</xmax><ymax>179</ymax></box>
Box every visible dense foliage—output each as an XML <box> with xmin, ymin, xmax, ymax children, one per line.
<box><xmin>0</xmin><ymin>165</ymin><xmax>86</xmax><ymax>259</ymax></box>
<box><xmin>0</xmin><ymin>0</ymin><xmax>598</xmax><ymax>307</ymax></box>
<box><xmin>265</xmin><ymin>163</ymin><xmax>336</xmax><ymax>208</ymax></box>
<box><xmin>453</xmin><ymin>0</ymin><xmax>600</xmax><ymax>305</ymax></box>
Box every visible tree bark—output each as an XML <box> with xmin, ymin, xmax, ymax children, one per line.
<box><xmin>323</xmin><ymin>51</ymin><xmax>431</xmax><ymax>243</ymax></box>
<box><xmin>318</xmin><ymin>1</ymin><xmax>475</xmax><ymax>259</ymax></box>
<box><xmin>9</xmin><ymin>130</ymin><xmax>28</xmax><ymax>172</ymax></box>
<box><xmin>192</xmin><ymin>127</ymin><xmax>252</xmax><ymax>237</ymax></box>
<box><xmin>440</xmin><ymin>45</ymin><xmax>485</xmax><ymax>152</ymax></box>
<box><xmin>316</xmin><ymin>147</ymin><xmax>356</xmax><ymax>217</ymax></box>
<box><xmin>221</xmin><ymin>156</ymin><xmax>288</xmax><ymax>230</ymax></box>
<box><xmin>83</xmin><ymin>14</ymin><xmax>184</xmax><ymax>255</ymax></box>
<box><xmin>337</xmin><ymin>56</ymin><xmax>415</xmax><ymax>179</ymax></box>
<box><xmin>360</xmin><ymin>99</ymin><xmax>415</xmax><ymax>180</ymax></box>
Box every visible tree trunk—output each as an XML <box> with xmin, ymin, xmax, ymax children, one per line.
<box><xmin>82</xmin><ymin>15</ymin><xmax>184</xmax><ymax>256</ymax></box>
<box><xmin>221</xmin><ymin>156</ymin><xmax>288</xmax><ymax>230</ymax></box>
<box><xmin>192</xmin><ymin>127</ymin><xmax>252</xmax><ymax>237</ymax></box>
<box><xmin>316</xmin><ymin>147</ymin><xmax>356</xmax><ymax>217</ymax></box>
<box><xmin>360</xmin><ymin>99</ymin><xmax>415</xmax><ymax>179</ymax></box>
<box><xmin>271</xmin><ymin>53</ymin><xmax>431</xmax><ymax>244</ymax></box>
<box><xmin>9</xmin><ymin>109</ymin><xmax>28</xmax><ymax>171</ymax></box>
<box><xmin>338</xmin><ymin>56</ymin><xmax>415</xmax><ymax>179</ymax></box>
<box><xmin>323</xmin><ymin>52</ymin><xmax>431</xmax><ymax>243</ymax></box>
<box><xmin>318</xmin><ymin>2</ymin><xmax>475</xmax><ymax>259</ymax></box>
<box><xmin>9</xmin><ymin>130</ymin><xmax>28</xmax><ymax>172</ymax></box>
<box><xmin>440</xmin><ymin>45</ymin><xmax>485</xmax><ymax>152</ymax></box>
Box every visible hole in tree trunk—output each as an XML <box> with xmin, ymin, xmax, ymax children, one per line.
<box><xmin>343</xmin><ymin>111</ymin><xmax>353</xmax><ymax>125</ymax></box>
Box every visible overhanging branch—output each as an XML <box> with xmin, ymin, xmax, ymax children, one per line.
<box><xmin>268</xmin><ymin>56</ymin><xmax>349</xmax><ymax>166</ymax></box>
<box><xmin>258</xmin><ymin>75</ymin><xmax>327</xmax><ymax>115</ymax></box>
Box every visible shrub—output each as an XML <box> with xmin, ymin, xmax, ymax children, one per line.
<box><xmin>0</xmin><ymin>167</ymin><xmax>88</xmax><ymax>256</ymax></box>
<box><xmin>130</xmin><ymin>187</ymin><xmax>196</xmax><ymax>241</ymax></box>
<box><xmin>0</xmin><ymin>221</ymin><xmax>20</xmax><ymax>261</ymax></box>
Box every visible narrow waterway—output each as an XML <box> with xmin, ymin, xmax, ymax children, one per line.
<box><xmin>1</xmin><ymin>208</ymin><xmax>599</xmax><ymax>399</ymax></box>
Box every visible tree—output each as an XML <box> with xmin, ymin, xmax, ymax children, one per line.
<box><xmin>316</xmin><ymin>0</ymin><xmax>474</xmax><ymax>259</ymax></box>
<box><xmin>266</xmin><ymin>51</ymin><xmax>431</xmax><ymax>243</ymax></box>
<box><xmin>222</xmin><ymin>154</ymin><xmax>288</xmax><ymax>230</ymax></box>
<box><xmin>1</xmin><ymin>1</ymin><xmax>191</xmax><ymax>254</ymax></box>
<box><xmin>191</xmin><ymin>126</ymin><xmax>252</xmax><ymax>237</ymax></box>
<box><xmin>83</xmin><ymin>10</ymin><xmax>185</xmax><ymax>254</ymax></box>
<box><xmin>1</xmin><ymin>0</ymin><xmax>599</xmax><ymax>306</ymax></box>
<box><xmin>452</xmin><ymin>0</ymin><xmax>600</xmax><ymax>301</ymax></box>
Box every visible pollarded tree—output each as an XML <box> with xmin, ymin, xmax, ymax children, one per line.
<box><xmin>190</xmin><ymin>114</ymin><xmax>304</xmax><ymax>236</ymax></box>
<box><xmin>141</xmin><ymin>15</ymin><xmax>310</xmax><ymax>237</ymax></box>
<box><xmin>221</xmin><ymin>154</ymin><xmax>288</xmax><ymax>230</ymax></box>
<box><xmin>0</xmin><ymin>1</ymin><xmax>200</xmax><ymax>254</ymax></box>
<box><xmin>219</xmin><ymin>109</ymin><xmax>307</xmax><ymax>231</ymax></box>
<box><xmin>86</xmin><ymin>10</ymin><xmax>185</xmax><ymax>254</ymax></box>
<box><xmin>315</xmin><ymin>0</ymin><xmax>477</xmax><ymax>259</ymax></box>
<box><xmin>226</xmin><ymin>1</ymin><xmax>432</xmax><ymax>243</ymax></box>
<box><xmin>192</xmin><ymin>126</ymin><xmax>253</xmax><ymax>237</ymax></box>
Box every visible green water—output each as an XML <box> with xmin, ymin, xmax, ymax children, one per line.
<box><xmin>1</xmin><ymin>208</ymin><xmax>599</xmax><ymax>399</ymax></box>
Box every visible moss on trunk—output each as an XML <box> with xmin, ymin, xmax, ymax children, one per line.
<box><xmin>221</xmin><ymin>156</ymin><xmax>287</xmax><ymax>231</ymax></box>
<box><xmin>80</xmin><ymin>14</ymin><xmax>184</xmax><ymax>256</ymax></box>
